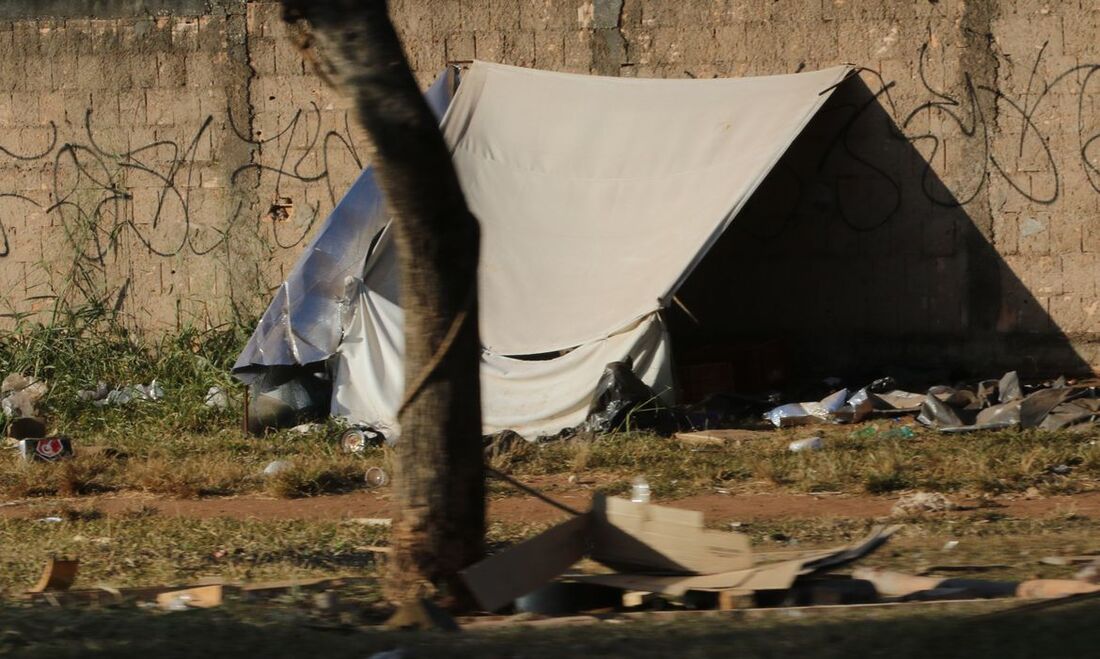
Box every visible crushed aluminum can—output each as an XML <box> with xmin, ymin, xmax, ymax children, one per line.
<box><xmin>341</xmin><ymin>428</ymin><xmax>368</xmax><ymax>454</ymax></box>
<box><xmin>19</xmin><ymin>437</ymin><xmax>74</xmax><ymax>462</ymax></box>
<box><xmin>340</xmin><ymin>426</ymin><xmax>385</xmax><ymax>453</ymax></box>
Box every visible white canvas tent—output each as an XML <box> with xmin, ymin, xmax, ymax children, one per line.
<box><xmin>235</xmin><ymin>61</ymin><xmax>852</xmax><ymax>439</ymax></box>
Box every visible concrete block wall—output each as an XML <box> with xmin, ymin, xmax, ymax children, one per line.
<box><xmin>0</xmin><ymin>0</ymin><xmax>1096</xmax><ymax>376</ymax></box>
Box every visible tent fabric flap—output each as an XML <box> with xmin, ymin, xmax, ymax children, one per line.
<box><xmin>233</xmin><ymin>69</ymin><xmax>457</xmax><ymax>374</ymax></box>
<box><xmin>331</xmin><ymin>280</ymin><xmax>671</xmax><ymax>439</ymax></box>
<box><xmin>446</xmin><ymin>62</ymin><xmax>851</xmax><ymax>355</ymax></box>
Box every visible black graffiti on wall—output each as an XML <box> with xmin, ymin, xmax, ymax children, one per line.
<box><xmin>740</xmin><ymin>42</ymin><xmax>1100</xmax><ymax>240</ymax></box>
<box><xmin>3</xmin><ymin>44</ymin><xmax>1100</xmax><ymax>261</ymax></box>
<box><xmin>0</xmin><ymin>103</ymin><xmax>364</xmax><ymax>262</ymax></box>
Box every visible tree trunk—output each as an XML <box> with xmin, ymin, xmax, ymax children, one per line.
<box><xmin>280</xmin><ymin>0</ymin><xmax>485</xmax><ymax>605</ymax></box>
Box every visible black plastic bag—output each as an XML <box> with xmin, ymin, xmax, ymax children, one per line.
<box><xmin>584</xmin><ymin>357</ymin><xmax>670</xmax><ymax>434</ymax></box>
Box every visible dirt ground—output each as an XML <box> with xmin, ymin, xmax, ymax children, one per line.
<box><xmin>5</xmin><ymin>484</ymin><xmax>1100</xmax><ymax>523</ymax></box>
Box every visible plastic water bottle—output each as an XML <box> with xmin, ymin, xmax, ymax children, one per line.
<box><xmin>788</xmin><ymin>436</ymin><xmax>824</xmax><ymax>453</ymax></box>
<box><xmin>631</xmin><ymin>475</ymin><xmax>651</xmax><ymax>503</ymax></box>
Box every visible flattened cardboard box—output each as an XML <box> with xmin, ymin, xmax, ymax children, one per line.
<box><xmin>461</xmin><ymin>492</ymin><xmax>898</xmax><ymax>612</ymax></box>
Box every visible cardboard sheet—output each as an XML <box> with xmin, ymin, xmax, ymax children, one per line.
<box><xmin>461</xmin><ymin>514</ymin><xmax>591</xmax><ymax>612</ymax></box>
<box><xmin>589</xmin><ymin>494</ymin><xmax>752</xmax><ymax>574</ymax></box>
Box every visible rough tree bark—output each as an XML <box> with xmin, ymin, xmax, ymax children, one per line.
<box><xmin>279</xmin><ymin>0</ymin><xmax>485</xmax><ymax>604</ymax></box>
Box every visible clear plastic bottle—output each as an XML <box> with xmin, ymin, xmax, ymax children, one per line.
<box><xmin>631</xmin><ymin>475</ymin><xmax>651</xmax><ymax>503</ymax></box>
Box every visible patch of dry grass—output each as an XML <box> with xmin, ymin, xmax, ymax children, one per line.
<box><xmin>498</xmin><ymin>425</ymin><xmax>1100</xmax><ymax>499</ymax></box>
<box><xmin>3</xmin><ymin>423</ymin><xmax>1098</xmax><ymax>503</ymax></box>
<box><xmin>263</xmin><ymin>455</ymin><xmax>375</xmax><ymax>498</ymax></box>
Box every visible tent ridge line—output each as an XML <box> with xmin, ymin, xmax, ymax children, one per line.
<box><xmin>660</xmin><ymin>64</ymin><xmax>856</xmax><ymax>303</ymax></box>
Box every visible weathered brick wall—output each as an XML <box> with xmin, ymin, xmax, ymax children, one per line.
<box><xmin>0</xmin><ymin>0</ymin><xmax>370</xmax><ymax>329</ymax></box>
<box><xmin>0</xmin><ymin>0</ymin><xmax>1097</xmax><ymax>376</ymax></box>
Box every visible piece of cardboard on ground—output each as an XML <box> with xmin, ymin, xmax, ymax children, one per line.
<box><xmin>461</xmin><ymin>513</ymin><xmax>591</xmax><ymax>613</ymax></box>
<box><xmin>576</xmin><ymin>526</ymin><xmax>898</xmax><ymax>597</ymax></box>
<box><xmin>588</xmin><ymin>493</ymin><xmax>752</xmax><ymax>574</ymax></box>
<box><xmin>461</xmin><ymin>495</ymin><xmax>754</xmax><ymax>612</ymax></box>
<box><xmin>461</xmin><ymin>496</ymin><xmax>893</xmax><ymax>612</ymax></box>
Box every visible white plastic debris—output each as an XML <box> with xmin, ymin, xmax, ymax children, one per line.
<box><xmin>764</xmin><ymin>389</ymin><xmax>849</xmax><ymax>428</ymax></box>
<box><xmin>203</xmin><ymin>386</ymin><xmax>228</xmax><ymax>409</ymax></box>
<box><xmin>77</xmin><ymin>381</ymin><xmax>109</xmax><ymax>402</ymax></box>
<box><xmin>630</xmin><ymin>475</ymin><xmax>651</xmax><ymax>503</ymax></box>
<box><xmin>91</xmin><ymin>381</ymin><xmax>164</xmax><ymax>407</ymax></box>
<box><xmin>788</xmin><ymin>436</ymin><xmax>824</xmax><ymax>452</ymax></box>
<box><xmin>263</xmin><ymin>460</ymin><xmax>292</xmax><ymax>477</ymax></box>
<box><xmin>1</xmin><ymin>374</ymin><xmax>47</xmax><ymax>417</ymax></box>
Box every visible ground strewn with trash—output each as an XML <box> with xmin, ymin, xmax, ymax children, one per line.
<box><xmin>3</xmin><ymin>324</ymin><xmax>1100</xmax><ymax>655</ymax></box>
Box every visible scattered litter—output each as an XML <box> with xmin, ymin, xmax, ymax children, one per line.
<box><xmin>756</xmin><ymin>371</ymin><xmax>1098</xmax><ymax>434</ymax></box>
<box><xmin>87</xmin><ymin>381</ymin><xmax>164</xmax><ymax>407</ymax></box>
<box><xmin>1</xmin><ymin>374</ymin><xmax>47</xmax><ymax>418</ymax></box>
<box><xmin>943</xmin><ymin>540</ymin><xmax>960</xmax><ymax>551</ymax></box>
<box><xmin>19</xmin><ymin>437</ymin><xmax>74</xmax><ymax>462</ymax></box>
<box><xmin>891</xmin><ymin>492</ymin><xmax>959</xmax><ymax>516</ymax></box>
<box><xmin>290</xmin><ymin>422</ymin><xmax>321</xmax><ymax>434</ymax></box>
<box><xmin>764</xmin><ymin>389</ymin><xmax>848</xmax><ymax>428</ymax></box>
<box><xmin>364</xmin><ymin>466</ymin><xmax>389</xmax><ymax>487</ymax></box>
<box><xmin>76</xmin><ymin>381</ymin><xmax>109</xmax><ymax>402</ymax></box>
<box><xmin>203</xmin><ymin>386</ymin><xmax>228</xmax><ymax>409</ymax></box>
<box><xmin>262</xmin><ymin>460</ymin><xmax>292</xmax><ymax>477</ymax></box>
<box><xmin>788</xmin><ymin>435</ymin><xmax>823</xmax><ymax>453</ymax></box>
<box><xmin>341</xmin><ymin>426</ymin><xmax>385</xmax><ymax>452</ymax></box>
<box><xmin>630</xmin><ymin>475</ymin><xmax>651</xmax><ymax>503</ymax></box>
<box><xmin>37</xmin><ymin>516</ymin><xmax>63</xmax><ymax>524</ymax></box>
<box><xmin>915</xmin><ymin>371</ymin><xmax>1099</xmax><ymax>433</ymax></box>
